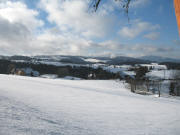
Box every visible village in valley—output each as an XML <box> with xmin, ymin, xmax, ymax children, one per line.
<box><xmin>1</xmin><ymin>55</ymin><xmax>180</xmax><ymax>97</ymax></box>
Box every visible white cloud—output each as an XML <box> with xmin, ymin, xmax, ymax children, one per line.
<box><xmin>98</xmin><ymin>40</ymin><xmax>125</xmax><ymax>50</ymax></box>
<box><xmin>0</xmin><ymin>0</ymin><xmax>8</xmax><ymax>2</ymax></box>
<box><xmin>0</xmin><ymin>1</ymin><xmax>44</xmax><ymax>55</ymax></box>
<box><xmin>118</xmin><ymin>19</ymin><xmax>160</xmax><ymax>38</ymax></box>
<box><xmin>0</xmin><ymin>0</ymin><xmax>113</xmax><ymax>56</ymax></box>
<box><xmin>144</xmin><ymin>32</ymin><xmax>160</xmax><ymax>40</ymax></box>
<box><xmin>0</xmin><ymin>0</ymin><xmax>178</xmax><ymax>59</ymax></box>
<box><xmin>0</xmin><ymin>1</ymin><xmax>43</xmax><ymax>31</ymax></box>
<box><xmin>0</xmin><ymin>17</ymin><xmax>30</xmax><ymax>41</ymax></box>
<box><xmin>39</xmin><ymin>0</ymin><xmax>115</xmax><ymax>38</ymax></box>
<box><xmin>31</xmin><ymin>32</ymin><xmax>93</xmax><ymax>55</ymax></box>
<box><xmin>130</xmin><ymin>44</ymin><xmax>174</xmax><ymax>54</ymax></box>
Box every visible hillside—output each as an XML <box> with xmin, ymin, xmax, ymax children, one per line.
<box><xmin>0</xmin><ymin>55</ymin><xmax>151</xmax><ymax>65</ymax></box>
<box><xmin>139</xmin><ymin>56</ymin><xmax>180</xmax><ymax>63</ymax></box>
<box><xmin>1</xmin><ymin>55</ymin><xmax>180</xmax><ymax>67</ymax></box>
<box><xmin>0</xmin><ymin>75</ymin><xmax>180</xmax><ymax>135</ymax></box>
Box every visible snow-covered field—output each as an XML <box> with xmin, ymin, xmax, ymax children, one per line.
<box><xmin>0</xmin><ymin>75</ymin><xmax>180</xmax><ymax>135</ymax></box>
<box><xmin>146</xmin><ymin>70</ymin><xmax>179</xmax><ymax>80</ymax></box>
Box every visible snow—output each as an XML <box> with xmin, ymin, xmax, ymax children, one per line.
<box><xmin>11</xmin><ymin>60</ymin><xmax>26</xmax><ymax>63</ymax></box>
<box><xmin>84</xmin><ymin>58</ymin><xmax>107</xmax><ymax>63</ymax></box>
<box><xmin>123</xmin><ymin>71</ymin><xmax>135</xmax><ymax>76</ymax></box>
<box><xmin>138</xmin><ymin>63</ymin><xmax>167</xmax><ymax>70</ymax></box>
<box><xmin>146</xmin><ymin>70</ymin><xmax>179</xmax><ymax>80</ymax></box>
<box><xmin>103</xmin><ymin>65</ymin><xmax>132</xmax><ymax>73</ymax></box>
<box><xmin>63</xmin><ymin>76</ymin><xmax>82</xmax><ymax>80</ymax></box>
<box><xmin>0</xmin><ymin>74</ymin><xmax>180</xmax><ymax>135</ymax></box>
<box><xmin>40</xmin><ymin>74</ymin><xmax>58</xmax><ymax>79</ymax></box>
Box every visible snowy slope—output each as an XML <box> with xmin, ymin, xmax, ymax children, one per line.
<box><xmin>146</xmin><ymin>70</ymin><xmax>178</xmax><ymax>80</ymax></box>
<box><xmin>0</xmin><ymin>75</ymin><xmax>180</xmax><ymax>135</ymax></box>
<box><xmin>84</xmin><ymin>58</ymin><xmax>107</xmax><ymax>63</ymax></box>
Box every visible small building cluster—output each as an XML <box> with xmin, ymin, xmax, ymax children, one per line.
<box><xmin>10</xmin><ymin>67</ymin><xmax>39</xmax><ymax>77</ymax></box>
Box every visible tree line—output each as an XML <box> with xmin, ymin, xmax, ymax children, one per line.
<box><xmin>0</xmin><ymin>59</ymin><xmax>121</xmax><ymax>80</ymax></box>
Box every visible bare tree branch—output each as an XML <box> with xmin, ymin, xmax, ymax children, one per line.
<box><xmin>92</xmin><ymin>0</ymin><xmax>132</xmax><ymax>13</ymax></box>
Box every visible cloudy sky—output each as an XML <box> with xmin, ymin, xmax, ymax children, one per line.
<box><xmin>0</xmin><ymin>0</ymin><xmax>179</xmax><ymax>58</ymax></box>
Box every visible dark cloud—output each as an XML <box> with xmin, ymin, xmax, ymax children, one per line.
<box><xmin>0</xmin><ymin>17</ymin><xmax>30</xmax><ymax>42</ymax></box>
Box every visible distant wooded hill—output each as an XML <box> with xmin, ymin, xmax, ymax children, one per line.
<box><xmin>1</xmin><ymin>55</ymin><xmax>179</xmax><ymax>65</ymax></box>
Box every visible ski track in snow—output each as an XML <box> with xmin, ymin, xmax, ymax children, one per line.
<box><xmin>0</xmin><ymin>74</ymin><xmax>180</xmax><ymax>135</ymax></box>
